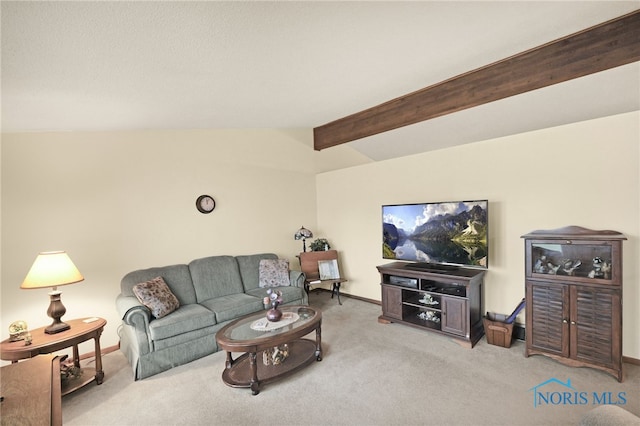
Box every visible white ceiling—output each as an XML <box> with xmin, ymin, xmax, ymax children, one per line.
<box><xmin>2</xmin><ymin>1</ymin><xmax>639</xmax><ymax>162</ymax></box>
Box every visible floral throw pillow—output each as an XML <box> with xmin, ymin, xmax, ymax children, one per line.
<box><xmin>133</xmin><ymin>276</ymin><xmax>180</xmax><ymax>319</ymax></box>
<box><xmin>259</xmin><ymin>259</ymin><xmax>290</xmax><ymax>288</ymax></box>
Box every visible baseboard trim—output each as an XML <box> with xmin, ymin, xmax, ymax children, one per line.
<box><xmin>78</xmin><ymin>343</ymin><xmax>120</xmax><ymax>362</ymax></box>
<box><xmin>513</xmin><ymin>323</ymin><xmax>525</xmax><ymax>341</ymax></box>
<box><xmin>98</xmin><ymin>293</ymin><xmax>640</xmax><ymax>367</ymax></box>
<box><xmin>501</xmin><ymin>323</ymin><xmax>639</xmax><ymax>365</ymax></box>
<box><xmin>311</xmin><ymin>288</ymin><xmax>381</xmax><ymax>305</ymax></box>
<box><xmin>315</xmin><ymin>292</ymin><xmax>640</xmax><ymax>365</ymax></box>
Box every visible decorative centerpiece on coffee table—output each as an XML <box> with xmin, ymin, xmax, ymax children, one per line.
<box><xmin>263</xmin><ymin>289</ymin><xmax>283</xmax><ymax>322</ymax></box>
<box><xmin>263</xmin><ymin>344</ymin><xmax>289</xmax><ymax>366</ymax></box>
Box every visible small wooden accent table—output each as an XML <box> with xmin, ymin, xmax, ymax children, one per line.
<box><xmin>216</xmin><ymin>306</ymin><xmax>321</xmax><ymax>395</ymax></box>
<box><xmin>306</xmin><ymin>278</ymin><xmax>348</xmax><ymax>305</ymax></box>
<box><xmin>0</xmin><ymin>354</ymin><xmax>63</xmax><ymax>425</ymax></box>
<box><xmin>0</xmin><ymin>317</ymin><xmax>106</xmax><ymax>395</ymax></box>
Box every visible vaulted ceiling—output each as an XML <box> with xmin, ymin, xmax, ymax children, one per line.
<box><xmin>2</xmin><ymin>1</ymin><xmax>639</xmax><ymax>162</ymax></box>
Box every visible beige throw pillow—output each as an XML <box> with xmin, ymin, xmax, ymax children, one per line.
<box><xmin>133</xmin><ymin>276</ymin><xmax>180</xmax><ymax>319</ymax></box>
<box><xmin>259</xmin><ymin>259</ymin><xmax>290</xmax><ymax>288</ymax></box>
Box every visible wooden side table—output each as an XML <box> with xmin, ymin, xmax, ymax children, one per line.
<box><xmin>298</xmin><ymin>250</ymin><xmax>348</xmax><ymax>305</ymax></box>
<box><xmin>0</xmin><ymin>317</ymin><xmax>106</xmax><ymax>395</ymax></box>
<box><xmin>305</xmin><ymin>278</ymin><xmax>348</xmax><ymax>305</ymax></box>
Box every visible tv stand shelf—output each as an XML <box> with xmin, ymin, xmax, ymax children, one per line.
<box><xmin>377</xmin><ymin>262</ymin><xmax>485</xmax><ymax>348</ymax></box>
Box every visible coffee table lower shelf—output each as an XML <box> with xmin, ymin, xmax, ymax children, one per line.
<box><xmin>222</xmin><ymin>339</ymin><xmax>319</xmax><ymax>394</ymax></box>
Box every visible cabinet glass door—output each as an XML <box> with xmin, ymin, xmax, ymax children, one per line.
<box><xmin>530</xmin><ymin>242</ymin><xmax>613</xmax><ymax>281</ymax></box>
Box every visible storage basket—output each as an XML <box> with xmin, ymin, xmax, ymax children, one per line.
<box><xmin>483</xmin><ymin>313</ymin><xmax>514</xmax><ymax>348</ymax></box>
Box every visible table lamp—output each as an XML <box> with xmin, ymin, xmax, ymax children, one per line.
<box><xmin>20</xmin><ymin>251</ymin><xmax>84</xmax><ymax>334</ymax></box>
<box><xmin>294</xmin><ymin>226</ymin><xmax>313</xmax><ymax>252</ymax></box>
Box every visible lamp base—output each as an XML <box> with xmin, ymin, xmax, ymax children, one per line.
<box><xmin>45</xmin><ymin>321</ymin><xmax>70</xmax><ymax>334</ymax></box>
<box><xmin>45</xmin><ymin>290</ymin><xmax>70</xmax><ymax>334</ymax></box>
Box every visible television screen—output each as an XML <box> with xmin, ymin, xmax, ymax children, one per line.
<box><xmin>382</xmin><ymin>200</ymin><xmax>488</xmax><ymax>269</ymax></box>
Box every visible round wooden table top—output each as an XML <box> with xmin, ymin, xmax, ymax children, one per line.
<box><xmin>216</xmin><ymin>306</ymin><xmax>320</xmax><ymax>353</ymax></box>
<box><xmin>1</xmin><ymin>317</ymin><xmax>106</xmax><ymax>362</ymax></box>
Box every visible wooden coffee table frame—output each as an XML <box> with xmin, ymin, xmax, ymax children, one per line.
<box><xmin>215</xmin><ymin>306</ymin><xmax>322</xmax><ymax>395</ymax></box>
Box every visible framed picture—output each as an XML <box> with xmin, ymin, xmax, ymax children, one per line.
<box><xmin>318</xmin><ymin>259</ymin><xmax>340</xmax><ymax>280</ymax></box>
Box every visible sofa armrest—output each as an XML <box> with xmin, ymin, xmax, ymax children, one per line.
<box><xmin>289</xmin><ymin>270</ymin><xmax>305</xmax><ymax>288</ymax></box>
<box><xmin>115</xmin><ymin>294</ymin><xmax>153</xmax><ymax>355</ymax></box>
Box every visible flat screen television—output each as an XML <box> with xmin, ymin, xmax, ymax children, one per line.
<box><xmin>382</xmin><ymin>200</ymin><xmax>488</xmax><ymax>270</ymax></box>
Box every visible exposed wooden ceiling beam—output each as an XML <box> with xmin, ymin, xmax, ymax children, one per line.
<box><xmin>313</xmin><ymin>10</ymin><xmax>640</xmax><ymax>151</ymax></box>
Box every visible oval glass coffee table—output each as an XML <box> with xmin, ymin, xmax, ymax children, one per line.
<box><xmin>215</xmin><ymin>305</ymin><xmax>322</xmax><ymax>395</ymax></box>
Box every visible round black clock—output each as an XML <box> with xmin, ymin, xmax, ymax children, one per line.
<box><xmin>196</xmin><ymin>195</ymin><xmax>216</xmax><ymax>214</ymax></box>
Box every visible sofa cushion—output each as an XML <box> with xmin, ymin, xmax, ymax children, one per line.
<box><xmin>133</xmin><ymin>277</ymin><xmax>180</xmax><ymax>319</ymax></box>
<box><xmin>245</xmin><ymin>285</ymin><xmax>305</xmax><ymax>305</ymax></box>
<box><xmin>148</xmin><ymin>303</ymin><xmax>217</xmax><ymax>341</ymax></box>
<box><xmin>236</xmin><ymin>253</ymin><xmax>278</xmax><ymax>291</ymax></box>
<box><xmin>199</xmin><ymin>293</ymin><xmax>264</xmax><ymax>323</ymax></box>
<box><xmin>259</xmin><ymin>259</ymin><xmax>290</xmax><ymax>288</ymax></box>
<box><xmin>189</xmin><ymin>256</ymin><xmax>245</xmax><ymax>302</ymax></box>
<box><xmin>121</xmin><ymin>264</ymin><xmax>197</xmax><ymax>305</ymax></box>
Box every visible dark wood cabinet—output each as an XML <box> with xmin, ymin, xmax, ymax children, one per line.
<box><xmin>522</xmin><ymin>226</ymin><xmax>625</xmax><ymax>381</ymax></box>
<box><xmin>377</xmin><ymin>262</ymin><xmax>485</xmax><ymax>347</ymax></box>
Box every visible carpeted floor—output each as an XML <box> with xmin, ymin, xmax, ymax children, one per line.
<box><xmin>62</xmin><ymin>290</ymin><xmax>639</xmax><ymax>425</ymax></box>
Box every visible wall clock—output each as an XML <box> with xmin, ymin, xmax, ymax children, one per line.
<box><xmin>196</xmin><ymin>195</ymin><xmax>216</xmax><ymax>214</ymax></box>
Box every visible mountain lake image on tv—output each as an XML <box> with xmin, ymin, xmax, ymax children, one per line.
<box><xmin>382</xmin><ymin>200</ymin><xmax>488</xmax><ymax>269</ymax></box>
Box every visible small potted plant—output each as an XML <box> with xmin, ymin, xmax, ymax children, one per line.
<box><xmin>309</xmin><ymin>238</ymin><xmax>331</xmax><ymax>251</ymax></box>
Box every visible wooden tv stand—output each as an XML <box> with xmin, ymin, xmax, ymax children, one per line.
<box><xmin>377</xmin><ymin>262</ymin><xmax>485</xmax><ymax>348</ymax></box>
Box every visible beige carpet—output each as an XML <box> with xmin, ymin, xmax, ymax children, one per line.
<box><xmin>62</xmin><ymin>290</ymin><xmax>639</xmax><ymax>425</ymax></box>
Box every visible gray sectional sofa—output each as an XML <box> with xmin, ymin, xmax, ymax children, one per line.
<box><xmin>115</xmin><ymin>253</ymin><xmax>307</xmax><ymax>380</ymax></box>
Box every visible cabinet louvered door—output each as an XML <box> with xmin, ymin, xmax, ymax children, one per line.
<box><xmin>571</xmin><ymin>286</ymin><xmax>621</xmax><ymax>368</ymax></box>
<box><xmin>527</xmin><ymin>281</ymin><xmax>569</xmax><ymax>357</ymax></box>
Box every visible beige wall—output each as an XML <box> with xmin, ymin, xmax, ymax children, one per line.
<box><xmin>1</xmin><ymin>112</ymin><xmax>638</xmax><ymax>361</ymax></box>
<box><xmin>0</xmin><ymin>129</ymin><xmax>326</xmax><ymax>352</ymax></box>
<box><xmin>316</xmin><ymin>111</ymin><xmax>640</xmax><ymax>359</ymax></box>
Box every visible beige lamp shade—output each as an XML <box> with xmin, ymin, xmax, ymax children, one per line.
<box><xmin>20</xmin><ymin>251</ymin><xmax>84</xmax><ymax>290</ymax></box>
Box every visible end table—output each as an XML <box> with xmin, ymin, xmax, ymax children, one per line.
<box><xmin>0</xmin><ymin>354</ymin><xmax>63</xmax><ymax>425</ymax></box>
<box><xmin>0</xmin><ymin>317</ymin><xmax>106</xmax><ymax>395</ymax></box>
